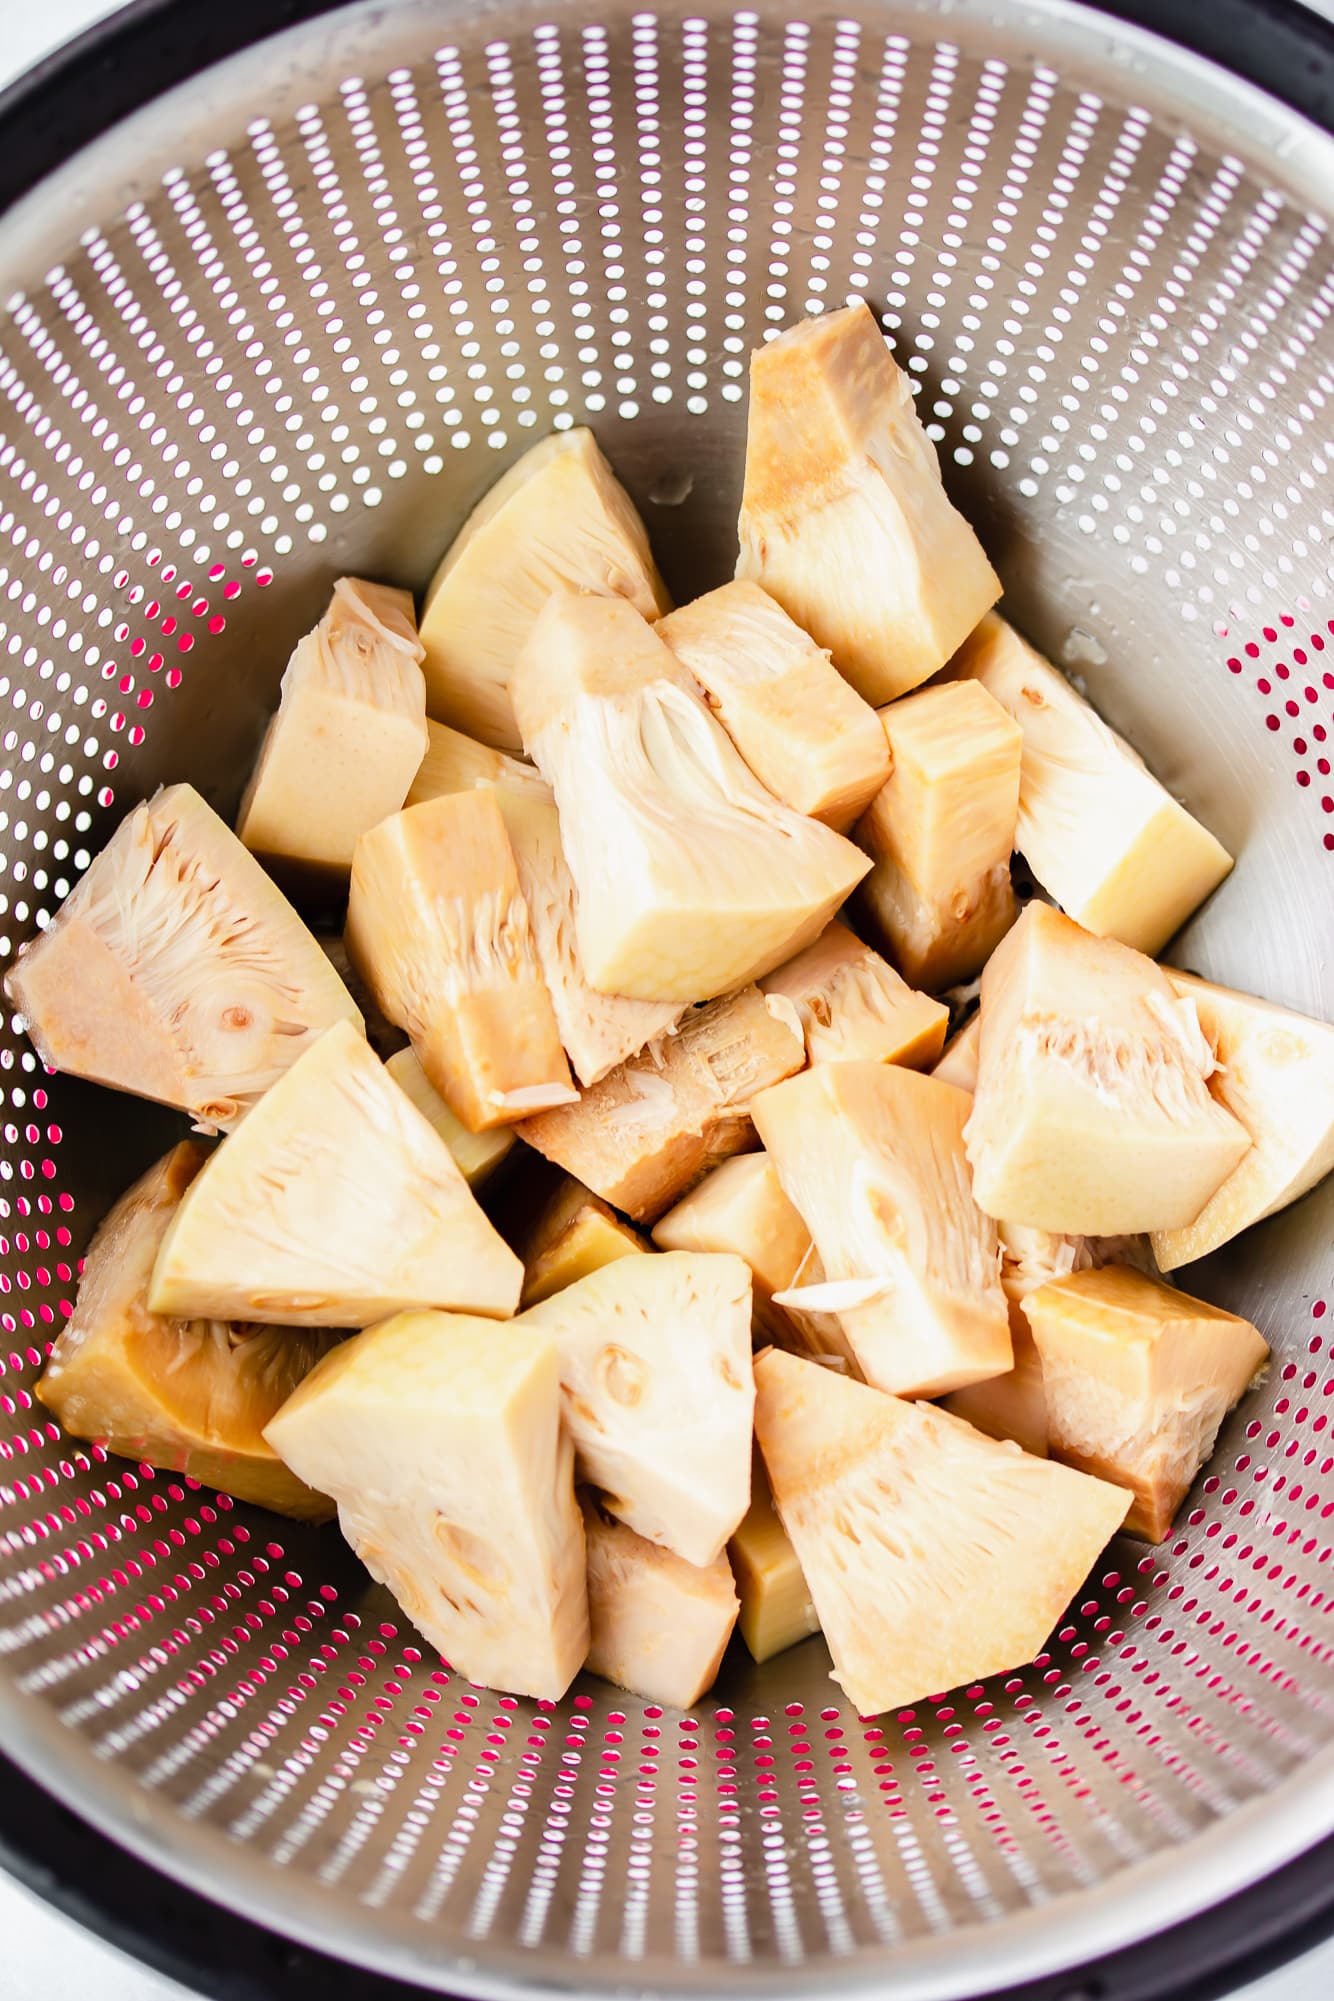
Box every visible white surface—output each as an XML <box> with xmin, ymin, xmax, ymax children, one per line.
<box><xmin>0</xmin><ymin>2</ymin><xmax>1333</xmax><ymax>1998</ymax></box>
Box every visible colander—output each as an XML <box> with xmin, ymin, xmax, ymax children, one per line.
<box><xmin>0</xmin><ymin>0</ymin><xmax>1331</xmax><ymax>1996</ymax></box>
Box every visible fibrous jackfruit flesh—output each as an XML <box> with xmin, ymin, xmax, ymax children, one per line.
<box><xmin>582</xmin><ymin>1493</ymin><xmax>739</xmax><ymax>1708</ymax></box>
<box><xmin>418</xmin><ymin>426</ymin><xmax>669</xmax><ymax>751</ymax></box>
<box><xmin>760</xmin><ymin>921</ymin><xmax>948</xmax><ymax>1071</ymax></box>
<box><xmin>264</xmin><ymin>1310</ymin><xmax>588</xmax><ymax>1700</ymax></box>
<box><xmin>728</xmin><ymin>1448</ymin><xmax>821</xmax><ymax>1663</ymax></box>
<box><xmin>657</xmin><ymin>580</ymin><xmax>890</xmax><ymax>828</ymax></box>
<box><xmin>515</xmin><ymin>1173</ymin><xmax>648</xmax><ymax>1308</ymax></box>
<box><xmin>754</xmin><ymin>1347</ymin><xmax>1131</xmax><ymax>1714</ymax></box>
<box><xmin>4</xmin><ymin>783</ymin><xmax>363</xmax><ymax>1131</ymax></box>
<box><xmin>510</xmin><ymin>591</ymin><xmax>869</xmax><ymax>1004</ymax></box>
<box><xmin>385</xmin><ymin>1046</ymin><xmax>515</xmax><ymax>1189</ymax></box>
<box><xmin>406</xmin><ymin>717</ymin><xmax>550</xmax><ymax>811</ymax></box>
<box><xmin>38</xmin><ymin>1142</ymin><xmax>338</xmax><ymax>1519</ymax></box>
<box><xmin>735</xmin><ymin>303</ymin><xmax>1001</xmax><ymax>704</ymax></box>
<box><xmin>149</xmin><ymin>1020</ymin><xmax>523</xmax><ymax>1326</ymax></box>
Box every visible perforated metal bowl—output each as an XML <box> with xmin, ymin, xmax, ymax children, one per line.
<box><xmin>0</xmin><ymin>1</ymin><xmax>1331</xmax><ymax>1995</ymax></box>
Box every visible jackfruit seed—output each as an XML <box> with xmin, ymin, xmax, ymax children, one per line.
<box><xmin>582</xmin><ymin>1492</ymin><xmax>739</xmax><ymax>1707</ymax></box>
<box><xmin>728</xmin><ymin>1449</ymin><xmax>821</xmax><ymax>1663</ymax></box>
<box><xmin>516</xmin><ymin>1174</ymin><xmax>648</xmax><ymax>1308</ymax></box>
<box><xmin>760</xmin><ymin>921</ymin><xmax>948</xmax><ymax>1070</ymax></box>
<box><xmin>386</xmin><ymin>1046</ymin><xmax>515</xmax><ymax>1188</ymax></box>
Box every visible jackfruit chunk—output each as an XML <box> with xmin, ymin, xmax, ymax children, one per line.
<box><xmin>942</xmin><ymin>1317</ymin><xmax>1051</xmax><ymax>1460</ymax></box>
<box><xmin>582</xmin><ymin>1493</ymin><xmax>739</xmax><ymax>1707</ymax></box>
<box><xmin>752</xmin><ymin>1061</ymin><xmax>1011</xmax><ymax>1398</ymax></box>
<box><xmin>855</xmin><ymin>682</ymin><xmax>1022</xmax><ymax>991</ymax></box>
<box><xmin>519</xmin><ymin>984</ymin><xmax>805</xmax><ymax>1224</ymax></box>
<box><xmin>1022</xmin><ymin>1265</ymin><xmax>1268</xmax><ymax>1543</ymax></box>
<box><xmin>516</xmin><ymin>1174</ymin><xmax>648</xmax><ymax>1308</ymax></box>
<box><xmin>406</xmin><ymin>718</ymin><xmax>550</xmax><ymax>810</ymax></box>
<box><xmin>37</xmin><ymin>1143</ymin><xmax>337</xmax><ymax>1519</ymax></box>
<box><xmin>931</xmin><ymin>1012</ymin><xmax>981</xmax><ymax>1092</ymax></box>
<box><xmin>964</xmin><ymin>904</ymin><xmax>1250</xmax><ymax>1235</ymax></box>
<box><xmin>728</xmin><ymin>1451</ymin><xmax>820</xmax><ymax>1663</ymax></box>
<box><xmin>385</xmin><ymin>1047</ymin><xmax>514</xmax><ymax>1188</ymax></box>
<box><xmin>510</xmin><ymin>592</ymin><xmax>870</xmax><ymax>1004</ymax></box>
<box><xmin>346</xmin><ymin>790</ymin><xmax>575</xmax><ymax>1133</ymax></box>
<box><xmin>657</xmin><ymin>580</ymin><xmax>890</xmax><ymax>828</ymax></box>
<box><xmin>237</xmin><ymin>578</ymin><xmax>428</xmax><ymax>880</ymax></box>
<box><xmin>150</xmin><ymin>1020</ymin><xmax>523</xmax><ymax>1326</ymax></box>
<box><xmin>264</xmin><ymin>1310</ymin><xmax>588</xmax><ymax>1700</ymax></box>
<box><xmin>760</xmin><ymin>922</ymin><xmax>948</xmax><ymax>1070</ymax></box>
<box><xmin>735</xmin><ymin>304</ymin><xmax>1001</xmax><ymax>705</ymax></box>
<box><xmin>318</xmin><ymin>935</ymin><xmax>404</xmax><ymax>1062</ymax></box>
<box><xmin>754</xmin><ymin>1347</ymin><xmax>1131</xmax><ymax>1714</ymax></box>
<box><xmin>419</xmin><ymin>427</ymin><xmax>669</xmax><ymax>751</ymax></box>
<box><xmin>4</xmin><ymin>783</ymin><xmax>363</xmax><ymax>1131</ymax></box>
<box><xmin>521</xmin><ymin>1251</ymin><xmax>754</xmax><ymax>1567</ymax></box>
<box><xmin>950</xmin><ymin>614</ymin><xmax>1232</xmax><ymax>955</ymax></box>
<box><xmin>1152</xmin><ymin>971</ymin><xmax>1334</xmax><ymax>1271</ymax></box>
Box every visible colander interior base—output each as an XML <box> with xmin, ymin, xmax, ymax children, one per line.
<box><xmin>0</xmin><ymin>0</ymin><xmax>1331</xmax><ymax>1994</ymax></box>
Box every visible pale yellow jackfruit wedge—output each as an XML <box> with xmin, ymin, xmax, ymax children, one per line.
<box><xmin>516</xmin><ymin>1174</ymin><xmax>648</xmax><ymax>1308</ymax></box>
<box><xmin>520</xmin><ymin>984</ymin><xmax>805</xmax><ymax>1223</ymax></box>
<box><xmin>150</xmin><ymin>1021</ymin><xmax>522</xmax><ymax>1326</ymax></box>
<box><xmin>37</xmin><ymin>1142</ymin><xmax>337</xmax><ymax>1519</ymax></box>
<box><xmin>386</xmin><ymin>1047</ymin><xmax>514</xmax><ymax>1189</ymax></box>
<box><xmin>264</xmin><ymin>1310</ymin><xmax>588</xmax><ymax>1699</ymax></box>
<box><xmin>511</xmin><ymin>592</ymin><xmax>870</xmax><ymax>1003</ymax></box>
<box><xmin>753</xmin><ymin>1061</ymin><xmax>1011</xmax><ymax>1399</ymax></box>
<box><xmin>419</xmin><ymin>427</ymin><xmax>669</xmax><ymax>751</ymax></box>
<box><xmin>950</xmin><ymin>614</ymin><xmax>1232</xmax><ymax>955</ymax></box>
<box><xmin>657</xmin><ymin>580</ymin><xmax>890</xmax><ymax>828</ymax></box>
<box><xmin>346</xmin><ymin>790</ymin><xmax>575</xmax><ymax>1133</ymax></box>
<box><xmin>521</xmin><ymin>1250</ymin><xmax>754</xmax><ymax>1567</ymax></box>
<box><xmin>1152</xmin><ymin>971</ymin><xmax>1334</xmax><ymax>1271</ymax></box>
<box><xmin>942</xmin><ymin>1316</ymin><xmax>1051</xmax><ymax>1460</ymax></box>
<box><xmin>728</xmin><ymin>1450</ymin><xmax>820</xmax><ymax>1663</ymax></box>
<box><xmin>1023</xmin><ymin>1265</ymin><xmax>1268</xmax><ymax>1543</ymax></box>
<box><xmin>406</xmin><ymin>717</ymin><xmax>549</xmax><ymax>810</ymax></box>
<box><xmin>237</xmin><ymin>578</ymin><xmax>428</xmax><ymax>881</ymax></box>
<box><xmin>760</xmin><ymin>921</ymin><xmax>947</xmax><ymax>1070</ymax></box>
<box><xmin>855</xmin><ymin>682</ymin><xmax>1022</xmax><ymax>991</ymax></box>
<box><xmin>932</xmin><ymin>1012</ymin><xmax>981</xmax><ymax>1092</ymax></box>
<box><xmin>582</xmin><ymin>1493</ymin><xmax>739</xmax><ymax>1707</ymax></box>
<box><xmin>964</xmin><ymin>904</ymin><xmax>1250</xmax><ymax>1235</ymax></box>
<box><xmin>4</xmin><ymin>784</ymin><xmax>362</xmax><ymax>1131</ymax></box>
<box><xmin>735</xmin><ymin>305</ymin><xmax>1001</xmax><ymax>705</ymax></box>
<box><xmin>754</xmin><ymin>1347</ymin><xmax>1131</xmax><ymax>1714</ymax></box>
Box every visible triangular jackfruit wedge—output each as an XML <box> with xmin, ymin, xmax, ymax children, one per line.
<box><xmin>657</xmin><ymin>580</ymin><xmax>890</xmax><ymax>828</ymax></box>
<box><xmin>385</xmin><ymin>1047</ymin><xmax>515</xmax><ymax>1188</ymax></box>
<box><xmin>418</xmin><ymin>427</ymin><xmax>669</xmax><ymax>751</ymax></box>
<box><xmin>582</xmin><ymin>1493</ymin><xmax>739</xmax><ymax>1708</ymax></box>
<box><xmin>264</xmin><ymin>1310</ymin><xmax>588</xmax><ymax>1699</ymax></box>
<box><xmin>1023</xmin><ymin>1265</ymin><xmax>1268</xmax><ymax>1542</ymax></box>
<box><xmin>406</xmin><ymin>717</ymin><xmax>550</xmax><ymax>810</ymax></box>
<box><xmin>735</xmin><ymin>304</ymin><xmax>1001</xmax><ymax>704</ymax></box>
<box><xmin>37</xmin><ymin>1142</ymin><xmax>338</xmax><ymax>1519</ymax></box>
<box><xmin>754</xmin><ymin>1348</ymin><xmax>1131</xmax><ymax>1714</ymax></box>
<box><xmin>4</xmin><ymin>784</ymin><xmax>363</xmax><ymax>1130</ymax></box>
<box><xmin>753</xmin><ymin>1061</ymin><xmax>1011</xmax><ymax>1398</ymax></box>
<box><xmin>965</xmin><ymin>904</ymin><xmax>1250</xmax><ymax>1235</ymax></box>
<box><xmin>149</xmin><ymin>1021</ymin><xmax>523</xmax><ymax>1326</ymax></box>
<box><xmin>510</xmin><ymin>591</ymin><xmax>870</xmax><ymax>1003</ymax></box>
<box><xmin>728</xmin><ymin>1448</ymin><xmax>821</xmax><ymax>1663</ymax></box>
<box><xmin>516</xmin><ymin>1173</ymin><xmax>648</xmax><ymax>1308</ymax></box>
<box><xmin>1152</xmin><ymin>971</ymin><xmax>1334</xmax><ymax>1270</ymax></box>
<box><xmin>949</xmin><ymin>614</ymin><xmax>1232</xmax><ymax>955</ymax></box>
<box><xmin>931</xmin><ymin>1012</ymin><xmax>981</xmax><ymax>1092</ymax></box>
<box><xmin>521</xmin><ymin>1250</ymin><xmax>754</xmax><ymax>1567</ymax></box>
<box><xmin>760</xmin><ymin>921</ymin><xmax>947</xmax><ymax>1070</ymax></box>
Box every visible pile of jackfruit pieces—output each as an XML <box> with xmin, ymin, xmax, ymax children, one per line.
<box><xmin>13</xmin><ymin>303</ymin><xmax>1334</xmax><ymax>1718</ymax></box>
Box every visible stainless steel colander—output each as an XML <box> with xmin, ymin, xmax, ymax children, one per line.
<box><xmin>0</xmin><ymin>0</ymin><xmax>1331</xmax><ymax>1994</ymax></box>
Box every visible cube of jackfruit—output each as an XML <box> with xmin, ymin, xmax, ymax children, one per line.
<box><xmin>385</xmin><ymin>1047</ymin><xmax>515</xmax><ymax>1189</ymax></box>
<box><xmin>931</xmin><ymin>1012</ymin><xmax>981</xmax><ymax>1092</ymax></box>
<box><xmin>760</xmin><ymin>921</ymin><xmax>947</xmax><ymax>1070</ymax></box>
<box><xmin>582</xmin><ymin>1493</ymin><xmax>740</xmax><ymax>1707</ymax></box>
<box><xmin>406</xmin><ymin>717</ymin><xmax>550</xmax><ymax>810</ymax></box>
<box><xmin>728</xmin><ymin>1450</ymin><xmax>820</xmax><ymax>1664</ymax></box>
<box><xmin>516</xmin><ymin>1174</ymin><xmax>648</xmax><ymax>1308</ymax></box>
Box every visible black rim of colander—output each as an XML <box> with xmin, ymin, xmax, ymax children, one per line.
<box><xmin>0</xmin><ymin>0</ymin><xmax>1331</xmax><ymax>1998</ymax></box>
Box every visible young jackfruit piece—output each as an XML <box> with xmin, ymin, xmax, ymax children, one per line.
<box><xmin>150</xmin><ymin>1020</ymin><xmax>522</xmax><ymax>1326</ymax></box>
<box><xmin>931</xmin><ymin>1012</ymin><xmax>981</xmax><ymax>1092</ymax></box>
<box><xmin>760</xmin><ymin>921</ymin><xmax>948</xmax><ymax>1071</ymax></box>
<box><xmin>406</xmin><ymin>717</ymin><xmax>550</xmax><ymax>810</ymax></box>
<box><xmin>264</xmin><ymin>1310</ymin><xmax>588</xmax><ymax>1699</ymax></box>
<box><xmin>519</xmin><ymin>984</ymin><xmax>805</xmax><ymax>1224</ymax></box>
<box><xmin>4</xmin><ymin>784</ymin><xmax>363</xmax><ymax>1131</ymax></box>
<box><xmin>37</xmin><ymin>1143</ymin><xmax>338</xmax><ymax>1519</ymax></box>
<box><xmin>516</xmin><ymin>1174</ymin><xmax>648</xmax><ymax>1308</ymax></box>
<box><xmin>657</xmin><ymin>580</ymin><xmax>890</xmax><ymax>828</ymax></box>
<box><xmin>752</xmin><ymin>1061</ymin><xmax>1011</xmax><ymax>1399</ymax></box>
<box><xmin>511</xmin><ymin>592</ymin><xmax>870</xmax><ymax>1004</ymax></box>
<box><xmin>735</xmin><ymin>304</ymin><xmax>1001</xmax><ymax>705</ymax></box>
<box><xmin>236</xmin><ymin>578</ymin><xmax>428</xmax><ymax>883</ymax></box>
<box><xmin>346</xmin><ymin>790</ymin><xmax>575</xmax><ymax>1133</ymax></box>
<box><xmin>385</xmin><ymin>1047</ymin><xmax>514</xmax><ymax>1189</ymax></box>
<box><xmin>582</xmin><ymin>1493</ymin><xmax>740</xmax><ymax>1707</ymax></box>
<box><xmin>949</xmin><ymin>614</ymin><xmax>1232</xmax><ymax>955</ymax></box>
<box><xmin>755</xmin><ymin>1347</ymin><xmax>1131</xmax><ymax>1712</ymax></box>
<box><xmin>941</xmin><ymin>1316</ymin><xmax>1051</xmax><ymax>1460</ymax></box>
<box><xmin>521</xmin><ymin>1250</ymin><xmax>754</xmax><ymax>1567</ymax></box>
<box><xmin>1022</xmin><ymin>1265</ymin><xmax>1268</xmax><ymax>1543</ymax></box>
<box><xmin>728</xmin><ymin>1450</ymin><xmax>821</xmax><ymax>1663</ymax></box>
<box><xmin>1152</xmin><ymin>971</ymin><xmax>1334</xmax><ymax>1271</ymax></box>
<box><xmin>964</xmin><ymin>903</ymin><xmax>1250</xmax><ymax>1235</ymax></box>
<box><xmin>855</xmin><ymin>681</ymin><xmax>1022</xmax><ymax>991</ymax></box>
<box><xmin>418</xmin><ymin>427</ymin><xmax>669</xmax><ymax>751</ymax></box>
